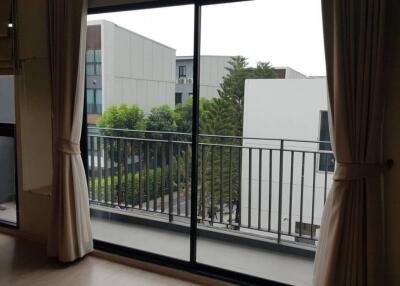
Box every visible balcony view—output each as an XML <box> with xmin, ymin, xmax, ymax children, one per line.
<box><xmin>0</xmin><ymin>1</ymin><xmax>330</xmax><ymax>285</ymax></box>
<box><xmin>81</xmin><ymin>2</ymin><xmax>329</xmax><ymax>285</ymax></box>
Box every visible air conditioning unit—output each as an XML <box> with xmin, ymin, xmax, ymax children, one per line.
<box><xmin>187</xmin><ymin>78</ymin><xmax>193</xmax><ymax>84</ymax></box>
<box><xmin>178</xmin><ymin>77</ymin><xmax>186</xmax><ymax>84</ymax></box>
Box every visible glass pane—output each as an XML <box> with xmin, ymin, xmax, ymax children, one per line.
<box><xmin>95</xmin><ymin>89</ymin><xmax>102</xmax><ymax>114</ymax></box>
<box><xmin>87</xmin><ymin>89</ymin><xmax>95</xmax><ymax>114</ymax></box>
<box><xmin>95</xmin><ymin>49</ymin><xmax>102</xmax><ymax>63</ymax></box>
<box><xmin>0</xmin><ymin>75</ymin><xmax>15</xmax><ymax>124</ymax></box>
<box><xmin>87</xmin><ymin>89</ymin><xmax>95</xmax><ymax>103</ymax></box>
<box><xmin>95</xmin><ymin>63</ymin><xmax>102</xmax><ymax>75</ymax></box>
<box><xmin>87</xmin><ymin>5</ymin><xmax>194</xmax><ymax>261</ymax></box>
<box><xmin>86</xmin><ymin>63</ymin><xmax>95</xmax><ymax>76</ymax></box>
<box><xmin>197</xmin><ymin>1</ymin><xmax>329</xmax><ymax>285</ymax></box>
<box><xmin>0</xmin><ymin>136</ymin><xmax>16</xmax><ymax>224</ymax></box>
<box><xmin>86</xmin><ymin>50</ymin><xmax>95</xmax><ymax>62</ymax></box>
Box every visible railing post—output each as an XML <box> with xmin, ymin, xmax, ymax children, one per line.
<box><xmin>168</xmin><ymin>134</ymin><xmax>174</xmax><ymax>223</ymax></box>
<box><xmin>117</xmin><ymin>139</ymin><xmax>122</xmax><ymax>207</ymax></box>
<box><xmin>278</xmin><ymin>139</ymin><xmax>284</xmax><ymax>244</ymax></box>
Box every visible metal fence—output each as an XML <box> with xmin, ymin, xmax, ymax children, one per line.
<box><xmin>87</xmin><ymin>127</ymin><xmax>335</xmax><ymax>246</ymax></box>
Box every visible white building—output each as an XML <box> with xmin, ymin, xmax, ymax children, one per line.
<box><xmin>86</xmin><ymin>20</ymin><xmax>176</xmax><ymax>124</ymax></box>
<box><xmin>240</xmin><ymin>77</ymin><xmax>334</xmax><ymax>244</ymax></box>
<box><xmin>175</xmin><ymin>56</ymin><xmax>232</xmax><ymax>104</ymax></box>
<box><xmin>273</xmin><ymin>66</ymin><xmax>308</xmax><ymax>79</ymax></box>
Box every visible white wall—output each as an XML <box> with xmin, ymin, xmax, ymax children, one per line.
<box><xmin>99</xmin><ymin>20</ymin><xmax>176</xmax><ymax>114</ymax></box>
<box><xmin>2</xmin><ymin>0</ymin><xmax>54</xmax><ymax>242</ymax></box>
<box><xmin>199</xmin><ymin>56</ymin><xmax>231</xmax><ymax>100</ymax></box>
<box><xmin>240</xmin><ymin>78</ymin><xmax>333</xmax><ymax>242</ymax></box>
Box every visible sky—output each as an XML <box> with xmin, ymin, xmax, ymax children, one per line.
<box><xmin>88</xmin><ymin>0</ymin><xmax>326</xmax><ymax>77</ymax></box>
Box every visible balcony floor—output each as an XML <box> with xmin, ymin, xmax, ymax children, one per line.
<box><xmin>92</xmin><ymin>215</ymin><xmax>314</xmax><ymax>286</ymax></box>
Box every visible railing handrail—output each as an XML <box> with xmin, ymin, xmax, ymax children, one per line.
<box><xmin>88</xmin><ymin>133</ymin><xmax>335</xmax><ymax>155</ymax></box>
<box><xmin>88</xmin><ymin>126</ymin><xmax>333</xmax><ymax>146</ymax></box>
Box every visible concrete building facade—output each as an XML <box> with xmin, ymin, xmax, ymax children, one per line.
<box><xmin>86</xmin><ymin>20</ymin><xmax>176</xmax><ymax>124</ymax></box>
<box><xmin>240</xmin><ymin>77</ymin><xmax>333</xmax><ymax>244</ymax></box>
<box><xmin>273</xmin><ymin>67</ymin><xmax>308</xmax><ymax>79</ymax></box>
<box><xmin>175</xmin><ymin>55</ymin><xmax>232</xmax><ymax>104</ymax></box>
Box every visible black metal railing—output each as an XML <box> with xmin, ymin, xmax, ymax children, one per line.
<box><xmin>87</xmin><ymin>127</ymin><xmax>335</xmax><ymax>246</ymax></box>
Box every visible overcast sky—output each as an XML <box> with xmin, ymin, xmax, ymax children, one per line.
<box><xmin>88</xmin><ymin>0</ymin><xmax>326</xmax><ymax>77</ymax></box>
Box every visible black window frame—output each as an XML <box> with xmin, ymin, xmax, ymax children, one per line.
<box><xmin>82</xmin><ymin>1</ymin><xmax>286</xmax><ymax>285</ymax></box>
<box><xmin>318</xmin><ymin>110</ymin><xmax>335</xmax><ymax>172</ymax></box>
<box><xmin>178</xmin><ymin>65</ymin><xmax>186</xmax><ymax>78</ymax></box>
<box><xmin>175</xmin><ymin>92</ymin><xmax>183</xmax><ymax>105</ymax></box>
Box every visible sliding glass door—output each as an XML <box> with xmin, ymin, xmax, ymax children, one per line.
<box><xmin>0</xmin><ymin>75</ymin><xmax>17</xmax><ymax>226</ymax></box>
<box><xmin>86</xmin><ymin>4</ymin><xmax>194</xmax><ymax>261</ymax></box>
<box><xmin>84</xmin><ymin>1</ymin><xmax>329</xmax><ymax>285</ymax></box>
<box><xmin>196</xmin><ymin>1</ymin><xmax>328</xmax><ymax>285</ymax></box>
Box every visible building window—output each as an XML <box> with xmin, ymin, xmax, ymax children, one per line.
<box><xmin>86</xmin><ymin>63</ymin><xmax>95</xmax><ymax>76</ymax></box>
<box><xmin>86</xmin><ymin>50</ymin><xmax>95</xmax><ymax>63</ymax></box>
<box><xmin>87</xmin><ymin>88</ymin><xmax>102</xmax><ymax>114</ymax></box>
<box><xmin>175</xmin><ymin>93</ymin><xmax>183</xmax><ymax>105</ymax></box>
<box><xmin>178</xmin><ymin>65</ymin><xmax>186</xmax><ymax>78</ymax></box>
<box><xmin>95</xmin><ymin>49</ymin><xmax>102</xmax><ymax>63</ymax></box>
<box><xmin>86</xmin><ymin>49</ymin><xmax>102</xmax><ymax>76</ymax></box>
<box><xmin>318</xmin><ymin>110</ymin><xmax>335</xmax><ymax>172</ymax></box>
<box><xmin>95</xmin><ymin>89</ymin><xmax>102</xmax><ymax>113</ymax></box>
<box><xmin>95</xmin><ymin>62</ymin><xmax>102</xmax><ymax>75</ymax></box>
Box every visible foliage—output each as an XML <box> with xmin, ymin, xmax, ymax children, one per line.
<box><xmin>213</xmin><ymin>56</ymin><xmax>277</xmax><ymax>137</ymax></box>
<box><xmin>146</xmin><ymin>105</ymin><xmax>178</xmax><ymax>133</ymax></box>
<box><xmin>175</xmin><ymin>97</ymin><xmax>211</xmax><ymax>134</ymax></box>
<box><xmin>92</xmin><ymin>56</ymin><xmax>277</xmax><ymax>224</ymax></box>
<box><xmin>197</xmin><ymin>56</ymin><xmax>276</xmax><ymax>220</ymax></box>
<box><xmin>96</xmin><ymin>104</ymin><xmax>145</xmax><ymax>136</ymax></box>
<box><xmin>90</xmin><ymin>149</ymin><xmax>189</xmax><ymax>210</ymax></box>
<box><xmin>174</xmin><ymin>97</ymin><xmax>193</xmax><ymax>134</ymax></box>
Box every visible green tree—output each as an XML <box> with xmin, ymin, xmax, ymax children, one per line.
<box><xmin>96</xmin><ymin>104</ymin><xmax>146</xmax><ymax>136</ymax></box>
<box><xmin>198</xmin><ymin>56</ymin><xmax>276</xmax><ymax>224</ymax></box>
<box><xmin>215</xmin><ymin>56</ymin><xmax>277</xmax><ymax>136</ymax></box>
<box><xmin>146</xmin><ymin>105</ymin><xmax>177</xmax><ymax>133</ymax></box>
<box><xmin>175</xmin><ymin>97</ymin><xmax>210</xmax><ymax>134</ymax></box>
<box><xmin>175</xmin><ymin>97</ymin><xmax>194</xmax><ymax>134</ymax></box>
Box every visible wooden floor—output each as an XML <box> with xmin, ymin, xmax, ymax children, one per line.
<box><xmin>0</xmin><ymin>232</ymin><xmax>200</xmax><ymax>286</ymax></box>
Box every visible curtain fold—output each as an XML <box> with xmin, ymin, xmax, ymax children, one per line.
<box><xmin>314</xmin><ymin>0</ymin><xmax>387</xmax><ymax>285</ymax></box>
<box><xmin>48</xmin><ymin>0</ymin><xmax>93</xmax><ymax>262</ymax></box>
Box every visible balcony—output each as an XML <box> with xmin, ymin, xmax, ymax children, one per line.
<box><xmin>87</xmin><ymin>127</ymin><xmax>335</xmax><ymax>285</ymax></box>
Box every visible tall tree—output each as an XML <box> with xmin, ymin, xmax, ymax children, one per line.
<box><xmin>198</xmin><ymin>56</ymin><xmax>277</xmax><ymax>224</ymax></box>
<box><xmin>215</xmin><ymin>56</ymin><xmax>277</xmax><ymax>136</ymax></box>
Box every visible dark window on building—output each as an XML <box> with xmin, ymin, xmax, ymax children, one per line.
<box><xmin>87</xmin><ymin>88</ymin><xmax>102</xmax><ymax>114</ymax></box>
<box><xmin>175</xmin><ymin>93</ymin><xmax>183</xmax><ymax>106</ymax></box>
<box><xmin>178</xmin><ymin>65</ymin><xmax>186</xmax><ymax>78</ymax></box>
<box><xmin>318</xmin><ymin>110</ymin><xmax>335</xmax><ymax>172</ymax></box>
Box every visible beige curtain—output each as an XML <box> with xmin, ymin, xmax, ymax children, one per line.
<box><xmin>314</xmin><ymin>0</ymin><xmax>387</xmax><ymax>285</ymax></box>
<box><xmin>47</xmin><ymin>0</ymin><xmax>93</xmax><ymax>262</ymax></box>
